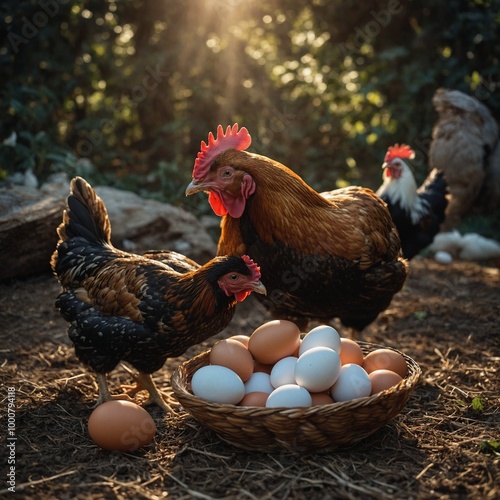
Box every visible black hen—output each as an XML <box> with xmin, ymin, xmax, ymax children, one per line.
<box><xmin>51</xmin><ymin>177</ymin><xmax>266</xmax><ymax>410</ymax></box>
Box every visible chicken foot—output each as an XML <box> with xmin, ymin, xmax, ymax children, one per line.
<box><xmin>117</xmin><ymin>366</ymin><xmax>175</xmax><ymax>413</ymax></box>
<box><xmin>95</xmin><ymin>373</ymin><xmax>135</xmax><ymax>407</ymax></box>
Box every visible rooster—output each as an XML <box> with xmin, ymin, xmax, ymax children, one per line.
<box><xmin>429</xmin><ymin>88</ymin><xmax>499</xmax><ymax>230</ymax></box>
<box><xmin>376</xmin><ymin>144</ymin><xmax>448</xmax><ymax>259</ymax></box>
<box><xmin>51</xmin><ymin>177</ymin><xmax>266</xmax><ymax>410</ymax></box>
<box><xmin>185</xmin><ymin>124</ymin><xmax>408</xmax><ymax>333</ymax></box>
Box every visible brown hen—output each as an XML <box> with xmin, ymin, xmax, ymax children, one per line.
<box><xmin>186</xmin><ymin>125</ymin><xmax>408</xmax><ymax>333</ymax></box>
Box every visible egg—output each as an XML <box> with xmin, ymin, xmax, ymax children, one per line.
<box><xmin>88</xmin><ymin>400</ymin><xmax>156</xmax><ymax>452</ymax></box>
<box><xmin>435</xmin><ymin>250</ymin><xmax>453</xmax><ymax>264</ymax></box>
<box><xmin>310</xmin><ymin>392</ymin><xmax>335</xmax><ymax>406</ymax></box>
<box><xmin>330</xmin><ymin>364</ymin><xmax>371</xmax><ymax>402</ymax></box>
<box><xmin>369</xmin><ymin>369</ymin><xmax>403</xmax><ymax>395</ymax></box>
<box><xmin>270</xmin><ymin>356</ymin><xmax>298</xmax><ymax>388</ymax></box>
<box><xmin>363</xmin><ymin>349</ymin><xmax>408</xmax><ymax>378</ymax></box>
<box><xmin>191</xmin><ymin>365</ymin><xmax>245</xmax><ymax>404</ymax></box>
<box><xmin>248</xmin><ymin>320</ymin><xmax>301</xmax><ymax>364</ymax></box>
<box><xmin>339</xmin><ymin>338</ymin><xmax>364</xmax><ymax>366</ymax></box>
<box><xmin>238</xmin><ymin>392</ymin><xmax>269</xmax><ymax>407</ymax></box>
<box><xmin>298</xmin><ymin>325</ymin><xmax>341</xmax><ymax>355</ymax></box>
<box><xmin>228</xmin><ymin>335</ymin><xmax>251</xmax><ymax>347</ymax></box>
<box><xmin>266</xmin><ymin>384</ymin><xmax>312</xmax><ymax>408</ymax></box>
<box><xmin>253</xmin><ymin>362</ymin><xmax>274</xmax><ymax>374</ymax></box>
<box><xmin>209</xmin><ymin>338</ymin><xmax>254</xmax><ymax>381</ymax></box>
<box><xmin>244</xmin><ymin>372</ymin><xmax>274</xmax><ymax>394</ymax></box>
<box><xmin>295</xmin><ymin>346</ymin><xmax>341</xmax><ymax>392</ymax></box>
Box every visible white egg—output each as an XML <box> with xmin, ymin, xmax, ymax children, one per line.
<box><xmin>299</xmin><ymin>325</ymin><xmax>341</xmax><ymax>355</ymax></box>
<box><xmin>331</xmin><ymin>363</ymin><xmax>371</xmax><ymax>402</ymax></box>
<box><xmin>435</xmin><ymin>250</ymin><xmax>453</xmax><ymax>264</ymax></box>
<box><xmin>270</xmin><ymin>356</ymin><xmax>298</xmax><ymax>388</ymax></box>
<box><xmin>244</xmin><ymin>372</ymin><xmax>274</xmax><ymax>394</ymax></box>
<box><xmin>191</xmin><ymin>365</ymin><xmax>245</xmax><ymax>404</ymax></box>
<box><xmin>266</xmin><ymin>384</ymin><xmax>312</xmax><ymax>408</ymax></box>
<box><xmin>295</xmin><ymin>347</ymin><xmax>341</xmax><ymax>392</ymax></box>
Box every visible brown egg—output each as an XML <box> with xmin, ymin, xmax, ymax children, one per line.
<box><xmin>228</xmin><ymin>335</ymin><xmax>251</xmax><ymax>348</ymax></box>
<box><xmin>339</xmin><ymin>338</ymin><xmax>364</xmax><ymax>366</ymax></box>
<box><xmin>363</xmin><ymin>348</ymin><xmax>408</xmax><ymax>378</ymax></box>
<box><xmin>210</xmin><ymin>339</ymin><xmax>254</xmax><ymax>381</ymax></box>
<box><xmin>248</xmin><ymin>320</ymin><xmax>301</xmax><ymax>365</ymax></box>
<box><xmin>253</xmin><ymin>361</ymin><xmax>274</xmax><ymax>374</ymax></box>
<box><xmin>238</xmin><ymin>392</ymin><xmax>269</xmax><ymax>407</ymax></box>
<box><xmin>369</xmin><ymin>369</ymin><xmax>403</xmax><ymax>395</ymax></box>
<box><xmin>88</xmin><ymin>400</ymin><xmax>156</xmax><ymax>452</ymax></box>
<box><xmin>310</xmin><ymin>392</ymin><xmax>335</xmax><ymax>406</ymax></box>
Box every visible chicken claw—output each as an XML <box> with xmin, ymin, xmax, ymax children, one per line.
<box><xmin>119</xmin><ymin>369</ymin><xmax>175</xmax><ymax>413</ymax></box>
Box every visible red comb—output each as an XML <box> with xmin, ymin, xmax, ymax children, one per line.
<box><xmin>384</xmin><ymin>144</ymin><xmax>415</xmax><ymax>162</ymax></box>
<box><xmin>192</xmin><ymin>124</ymin><xmax>252</xmax><ymax>179</ymax></box>
<box><xmin>242</xmin><ymin>254</ymin><xmax>261</xmax><ymax>281</ymax></box>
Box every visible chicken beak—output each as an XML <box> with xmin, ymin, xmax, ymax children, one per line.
<box><xmin>252</xmin><ymin>280</ymin><xmax>267</xmax><ymax>295</ymax></box>
<box><xmin>185</xmin><ymin>179</ymin><xmax>205</xmax><ymax>196</ymax></box>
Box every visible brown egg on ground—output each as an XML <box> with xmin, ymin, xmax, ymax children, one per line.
<box><xmin>88</xmin><ymin>400</ymin><xmax>156</xmax><ymax>452</ymax></box>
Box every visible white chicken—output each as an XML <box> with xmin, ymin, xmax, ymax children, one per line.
<box><xmin>376</xmin><ymin>144</ymin><xmax>448</xmax><ymax>259</ymax></box>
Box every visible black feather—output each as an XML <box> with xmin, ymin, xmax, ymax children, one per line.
<box><xmin>65</xmin><ymin>196</ymin><xmax>106</xmax><ymax>244</ymax></box>
<box><xmin>382</xmin><ymin>170</ymin><xmax>448</xmax><ymax>259</ymax></box>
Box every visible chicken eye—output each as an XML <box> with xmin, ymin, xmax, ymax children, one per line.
<box><xmin>220</xmin><ymin>167</ymin><xmax>233</xmax><ymax>179</ymax></box>
<box><xmin>229</xmin><ymin>274</ymin><xmax>239</xmax><ymax>281</ymax></box>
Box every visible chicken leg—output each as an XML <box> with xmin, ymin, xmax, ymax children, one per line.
<box><xmin>95</xmin><ymin>371</ymin><xmax>173</xmax><ymax>412</ymax></box>
<box><xmin>95</xmin><ymin>373</ymin><xmax>134</xmax><ymax>407</ymax></box>
<box><xmin>117</xmin><ymin>367</ymin><xmax>175</xmax><ymax>413</ymax></box>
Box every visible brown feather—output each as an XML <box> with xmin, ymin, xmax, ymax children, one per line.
<box><xmin>216</xmin><ymin>151</ymin><xmax>401</xmax><ymax>270</ymax></box>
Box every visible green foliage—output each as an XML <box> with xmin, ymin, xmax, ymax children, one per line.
<box><xmin>480</xmin><ymin>440</ymin><xmax>500</xmax><ymax>456</ymax></box>
<box><xmin>1</xmin><ymin>0</ymin><xmax>499</xmax><ymax>213</ymax></box>
<box><xmin>471</xmin><ymin>396</ymin><xmax>485</xmax><ymax>412</ymax></box>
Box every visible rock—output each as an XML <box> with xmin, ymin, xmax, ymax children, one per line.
<box><xmin>93</xmin><ymin>186</ymin><xmax>216</xmax><ymax>262</ymax></box>
<box><xmin>0</xmin><ymin>184</ymin><xmax>66</xmax><ymax>281</ymax></box>
<box><xmin>0</xmin><ymin>176</ymin><xmax>217</xmax><ymax>281</ymax></box>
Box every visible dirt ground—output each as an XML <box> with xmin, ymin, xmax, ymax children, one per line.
<box><xmin>0</xmin><ymin>256</ymin><xmax>499</xmax><ymax>499</ymax></box>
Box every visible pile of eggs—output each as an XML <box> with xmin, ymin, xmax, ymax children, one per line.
<box><xmin>191</xmin><ymin>320</ymin><xmax>408</xmax><ymax>408</ymax></box>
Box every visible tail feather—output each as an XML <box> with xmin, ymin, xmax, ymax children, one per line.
<box><xmin>57</xmin><ymin>177</ymin><xmax>111</xmax><ymax>245</ymax></box>
<box><xmin>418</xmin><ymin>169</ymin><xmax>448</xmax><ymax>223</ymax></box>
<box><xmin>51</xmin><ymin>177</ymin><xmax>116</xmax><ymax>283</ymax></box>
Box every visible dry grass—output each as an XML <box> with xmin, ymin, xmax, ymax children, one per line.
<box><xmin>0</xmin><ymin>258</ymin><xmax>499</xmax><ymax>499</ymax></box>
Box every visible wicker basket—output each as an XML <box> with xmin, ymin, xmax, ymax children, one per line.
<box><xmin>171</xmin><ymin>341</ymin><xmax>421</xmax><ymax>452</ymax></box>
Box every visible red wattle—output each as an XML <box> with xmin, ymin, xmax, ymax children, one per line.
<box><xmin>235</xmin><ymin>291</ymin><xmax>250</xmax><ymax>302</ymax></box>
<box><xmin>208</xmin><ymin>192</ymin><xmax>228</xmax><ymax>216</ymax></box>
